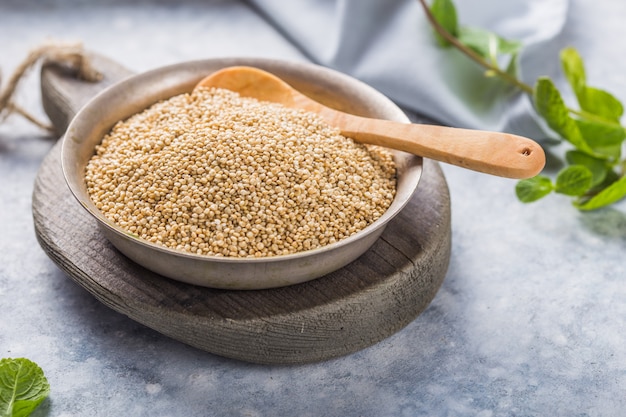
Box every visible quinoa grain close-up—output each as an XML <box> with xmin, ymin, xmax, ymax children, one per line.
<box><xmin>84</xmin><ymin>87</ymin><xmax>397</xmax><ymax>258</ymax></box>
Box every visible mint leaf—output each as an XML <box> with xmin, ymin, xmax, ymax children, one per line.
<box><xmin>565</xmin><ymin>150</ymin><xmax>609</xmax><ymax>187</ymax></box>
<box><xmin>576</xmin><ymin>119</ymin><xmax>625</xmax><ymax>148</ymax></box>
<box><xmin>561</xmin><ymin>47</ymin><xmax>623</xmax><ymax>122</ymax></box>
<box><xmin>458</xmin><ymin>27</ymin><xmax>521</xmax><ymax>62</ymax></box>
<box><xmin>555</xmin><ymin>165</ymin><xmax>593</xmax><ymax>196</ymax></box>
<box><xmin>504</xmin><ymin>50</ymin><xmax>519</xmax><ymax>78</ymax></box>
<box><xmin>576</xmin><ymin>119</ymin><xmax>624</xmax><ymax>160</ymax></box>
<box><xmin>0</xmin><ymin>358</ymin><xmax>50</xmax><ymax>417</ymax></box>
<box><xmin>516</xmin><ymin>176</ymin><xmax>553</xmax><ymax>202</ymax></box>
<box><xmin>495</xmin><ymin>37</ymin><xmax>521</xmax><ymax>56</ymax></box>
<box><xmin>561</xmin><ymin>47</ymin><xmax>586</xmax><ymax>97</ymax></box>
<box><xmin>534</xmin><ymin>77</ymin><xmax>596</xmax><ymax>155</ymax></box>
<box><xmin>576</xmin><ymin>175</ymin><xmax>626</xmax><ymax>210</ymax></box>
<box><xmin>578</xmin><ymin>86</ymin><xmax>624</xmax><ymax>122</ymax></box>
<box><xmin>457</xmin><ymin>27</ymin><xmax>497</xmax><ymax>59</ymax></box>
<box><xmin>430</xmin><ymin>0</ymin><xmax>458</xmax><ymax>46</ymax></box>
<box><xmin>534</xmin><ymin>77</ymin><xmax>576</xmax><ymax>138</ymax></box>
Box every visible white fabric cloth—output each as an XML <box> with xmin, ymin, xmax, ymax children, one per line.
<box><xmin>247</xmin><ymin>0</ymin><xmax>570</xmax><ymax>139</ymax></box>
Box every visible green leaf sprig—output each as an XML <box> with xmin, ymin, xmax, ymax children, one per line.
<box><xmin>0</xmin><ymin>358</ymin><xmax>50</xmax><ymax>417</ymax></box>
<box><xmin>419</xmin><ymin>0</ymin><xmax>626</xmax><ymax>210</ymax></box>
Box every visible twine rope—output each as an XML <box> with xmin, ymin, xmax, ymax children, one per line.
<box><xmin>0</xmin><ymin>41</ymin><xmax>102</xmax><ymax>133</ymax></box>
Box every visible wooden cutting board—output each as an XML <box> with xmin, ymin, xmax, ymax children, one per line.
<box><xmin>32</xmin><ymin>52</ymin><xmax>451</xmax><ymax>364</ymax></box>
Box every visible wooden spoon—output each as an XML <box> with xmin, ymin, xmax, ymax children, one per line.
<box><xmin>195</xmin><ymin>66</ymin><xmax>545</xmax><ymax>179</ymax></box>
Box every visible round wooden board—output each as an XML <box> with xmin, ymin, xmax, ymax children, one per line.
<box><xmin>32</xmin><ymin>53</ymin><xmax>452</xmax><ymax>364</ymax></box>
<box><xmin>33</xmin><ymin>142</ymin><xmax>450</xmax><ymax>364</ymax></box>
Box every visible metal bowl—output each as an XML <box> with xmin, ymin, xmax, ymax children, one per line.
<box><xmin>62</xmin><ymin>58</ymin><xmax>422</xmax><ymax>290</ymax></box>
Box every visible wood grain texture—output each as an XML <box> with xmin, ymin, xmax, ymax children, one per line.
<box><xmin>32</xmin><ymin>53</ymin><xmax>452</xmax><ymax>364</ymax></box>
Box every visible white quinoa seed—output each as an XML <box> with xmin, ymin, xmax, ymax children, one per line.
<box><xmin>85</xmin><ymin>87</ymin><xmax>396</xmax><ymax>258</ymax></box>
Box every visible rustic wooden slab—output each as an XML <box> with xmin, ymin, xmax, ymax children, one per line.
<box><xmin>32</xmin><ymin>53</ymin><xmax>452</xmax><ymax>364</ymax></box>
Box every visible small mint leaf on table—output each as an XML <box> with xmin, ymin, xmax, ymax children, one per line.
<box><xmin>555</xmin><ymin>165</ymin><xmax>593</xmax><ymax>196</ymax></box>
<box><xmin>516</xmin><ymin>176</ymin><xmax>554</xmax><ymax>203</ymax></box>
<box><xmin>0</xmin><ymin>358</ymin><xmax>50</xmax><ymax>417</ymax></box>
<box><xmin>429</xmin><ymin>0</ymin><xmax>459</xmax><ymax>46</ymax></box>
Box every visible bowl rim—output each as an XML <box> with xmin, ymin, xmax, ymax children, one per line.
<box><xmin>61</xmin><ymin>57</ymin><xmax>422</xmax><ymax>269</ymax></box>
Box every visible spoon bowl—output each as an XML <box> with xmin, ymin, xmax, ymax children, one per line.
<box><xmin>196</xmin><ymin>66</ymin><xmax>546</xmax><ymax>179</ymax></box>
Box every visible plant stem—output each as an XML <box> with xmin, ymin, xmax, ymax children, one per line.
<box><xmin>416</xmin><ymin>0</ymin><xmax>534</xmax><ymax>94</ymax></box>
<box><xmin>418</xmin><ymin>1</ymin><xmax>626</xmax><ymax>150</ymax></box>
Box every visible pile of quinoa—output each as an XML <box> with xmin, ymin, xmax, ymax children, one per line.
<box><xmin>85</xmin><ymin>87</ymin><xmax>396</xmax><ymax>258</ymax></box>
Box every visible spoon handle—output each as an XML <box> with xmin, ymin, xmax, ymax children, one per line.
<box><xmin>324</xmin><ymin>110</ymin><xmax>545</xmax><ymax>179</ymax></box>
<box><xmin>195</xmin><ymin>66</ymin><xmax>545</xmax><ymax>179</ymax></box>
